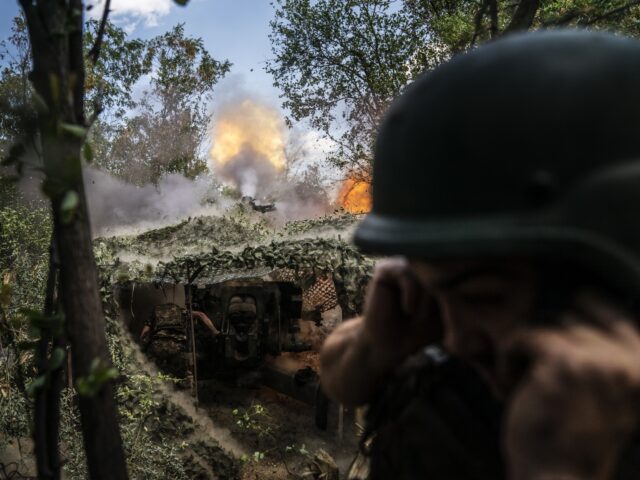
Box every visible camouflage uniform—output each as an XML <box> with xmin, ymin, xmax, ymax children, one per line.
<box><xmin>145</xmin><ymin>303</ymin><xmax>191</xmax><ymax>379</ymax></box>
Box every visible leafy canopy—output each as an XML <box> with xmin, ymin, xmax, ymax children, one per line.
<box><xmin>268</xmin><ymin>0</ymin><xmax>640</xmax><ymax>178</ymax></box>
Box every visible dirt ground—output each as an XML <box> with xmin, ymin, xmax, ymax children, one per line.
<box><xmin>197</xmin><ymin>355</ymin><xmax>360</xmax><ymax>480</ymax></box>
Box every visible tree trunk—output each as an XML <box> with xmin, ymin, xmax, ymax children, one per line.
<box><xmin>34</xmin><ymin>238</ymin><xmax>63</xmax><ymax>480</ymax></box>
<box><xmin>51</xmin><ymin>153</ymin><xmax>128</xmax><ymax>480</ymax></box>
<box><xmin>504</xmin><ymin>0</ymin><xmax>541</xmax><ymax>33</ymax></box>
<box><xmin>19</xmin><ymin>1</ymin><xmax>128</xmax><ymax>478</ymax></box>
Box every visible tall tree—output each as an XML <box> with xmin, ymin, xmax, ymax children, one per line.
<box><xmin>0</xmin><ymin>16</ymin><xmax>34</xmax><ymax>208</ymax></box>
<box><xmin>101</xmin><ymin>24</ymin><xmax>230</xmax><ymax>185</ymax></box>
<box><xmin>0</xmin><ymin>15</ymin><xmax>151</xmax><ymax>208</ymax></box>
<box><xmin>267</xmin><ymin>0</ymin><xmax>430</xmax><ymax>181</ymax></box>
<box><xmin>12</xmin><ymin>1</ymin><xmax>191</xmax><ymax>478</ymax></box>
<box><xmin>405</xmin><ymin>0</ymin><xmax>640</xmax><ymax>54</ymax></box>
<box><xmin>268</xmin><ymin>0</ymin><xmax>640</xmax><ymax>178</ymax></box>
<box><xmin>16</xmin><ymin>1</ymin><xmax>128</xmax><ymax>478</ymax></box>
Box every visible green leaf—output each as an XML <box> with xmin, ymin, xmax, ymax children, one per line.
<box><xmin>173</xmin><ymin>0</ymin><xmax>189</xmax><ymax>5</ymax></box>
<box><xmin>19</xmin><ymin>308</ymin><xmax>65</xmax><ymax>337</ymax></box>
<box><xmin>48</xmin><ymin>74</ymin><xmax>60</xmax><ymax>106</ymax></box>
<box><xmin>48</xmin><ymin>347</ymin><xmax>66</xmax><ymax>370</ymax></box>
<box><xmin>60</xmin><ymin>190</ymin><xmax>79</xmax><ymax>224</ymax></box>
<box><xmin>83</xmin><ymin>142</ymin><xmax>94</xmax><ymax>163</ymax></box>
<box><xmin>76</xmin><ymin>358</ymin><xmax>119</xmax><ymax>397</ymax></box>
<box><xmin>61</xmin><ymin>123</ymin><xmax>88</xmax><ymax>139</ymax></box>
<box><xmin>31</xmin><ymin>90</ymin><xmax>49</xmax><ymax>114</ymax></box>
<box><xmin>26</xmin><ymin>375</ymin><xmax>47</xmax><ymax>397</ymax></box>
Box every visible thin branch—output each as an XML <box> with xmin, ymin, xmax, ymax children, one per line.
<box><xmin>69</xmin><ymin>0</ymin><xmax>86</xmax><ymax>124</ymax></box>
<box><xmin>470</xmin><ymin>0</ymin><xmax>490</xmax><ymax>47</ymax></box>
<box><xmin>88</xmin><ymin>0</ymin><xmax>111</xmax><ymax>65</ymax></box>
<box><xmin>489</xmin><ymin>0</ymin><xmax>499</xmax><ymax>38</ymax></box>
<box><xmin>579</xmin><ymin>0</ymin><xmax>640</xmax><ymax>26</ymax></box>
<box><xmin>86</xmin><ymin>98</ymin><xmax>104</xmax><ymax>129</ymax></box>
<box><xmin>540</xmin><ymin>8</ymin><xmax>582</xmax><ymax>27</ymax></box>
<box><xmin>34</xmin><ymin>235</ymin><xmax>59</xmax><ymax>480</ymax></box>
<box><xmin>541</xmin><ymin>0</ymin><xmax>640</xmax><ymax>27</ymax></box>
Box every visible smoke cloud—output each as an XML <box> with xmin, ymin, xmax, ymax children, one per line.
<box><xmin>76</xmin><ymin>85</ymin><xmax>335</xmax><ymax>236</ymax></box>
<box><xmin>215</xmin><ymin>145</ymin><xmax>279</xmax><ymax>199</ymax></box>
<box><xmin>84</xmin><ymin>167</ymin><xmax>223</xmax><ymax>237</ymax></box>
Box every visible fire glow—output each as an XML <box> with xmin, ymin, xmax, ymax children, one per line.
<box><xmin>338</xmin><ymin>178</ymin><xmax>372</xmax><ymax>214</ymax></box>
<box><xmin>209</xmin><ymin>99</ymin><xmax>286</xmax><ymax>172</ymax></box>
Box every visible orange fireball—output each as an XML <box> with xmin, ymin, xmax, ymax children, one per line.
<box><xmin>338</xmin><ymin>178</ymin><xmax>372</xmax><ymax>214</ymax></box>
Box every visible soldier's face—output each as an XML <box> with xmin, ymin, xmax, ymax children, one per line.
<box><xmin>409</xmin><ymin>258</ymin><xmax>536</xmax><ymax>389</ymax></box>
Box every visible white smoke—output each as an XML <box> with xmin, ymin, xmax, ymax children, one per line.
<box><xmin>84</xmin><ymin>167</ymin><xmax>225</xmax><ymax>237</ymax></box>
<box><xmin>215</xmin><ymin>145</ymin><xmax>279</xmax><ymax>199</ymax></box>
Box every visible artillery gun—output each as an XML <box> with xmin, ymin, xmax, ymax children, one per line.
<box><xmin>192</xmin><ymin>279</ymin><xmax>330</xmax><ymax>428</ymax></box>
<box><xmin>192</xmin><ymin>279</ymin><xmax>310</xmax><ymax>373</ymax></box>
<box><xmin>123</xmin><ymin>277</ymin><xmax>331</xmax><ymax>428</ymax></box>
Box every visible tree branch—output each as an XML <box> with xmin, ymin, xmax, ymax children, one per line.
<box><xmin>69</xmin><ymin>0</ymin><xmax>86</xmax><ymax>125</ymax></box>
<box><xmin>489</xmin><ymin>0</ymin><xmax>499</xmax><ymax>38</ymax></box>
<box><xmin>579</xmin><ymin>0</ymin><xmax>640</xmax><ymax>26</ymax></box>
<box><xmin>88</xmin><ymin>0</ymin><xmax>111</xmax><ymax>65</ymax></box>
<box><xmin>504</xmin><ymin>0</ymin><xmax>540</xmax><ymax>34</ymax></box>
<box><xmin>541</xmin><ymin>0</ymin><xmax>640</xmax><ymax>27</ymax></box>
<box><xmin>470</xmin><ymin>0</ymin><xmax>490</xmax><ymax>47</ymax></box>
<box><xmin>34</xmin><ymin>235</ymin><xmax>60</xmax><ymax>480</ymax></box>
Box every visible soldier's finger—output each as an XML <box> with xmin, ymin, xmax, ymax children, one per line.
<box><xmin>397</xmin><ymin>269</ymin><xmax>423</xmax><ymax>317</ymax></box>
<box><xmin>369</xmin><ymin>258</ymin><xmax>414</xmax><ymax>312</ymax></box>
<box><xmin>498</xmin><ymin>328</ymin><xmax>573</xmax><ymax>392</ymax></box>
<box><xmin>574</xmin><ymin>291</ymin><xmax>638</xmax><ymax>339</ymax></box>
<box><xmin>372</xmin><ymin>257</ymin><xmax>410</xmax><ymax>281</ymax></box>
<box><xmin>367</xmin><ymin>273</ymin><xmax>404</xmax><ymax>318</ymax></box>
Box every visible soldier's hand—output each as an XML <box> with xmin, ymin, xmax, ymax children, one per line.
<box><xmin>140</xmin><ymin>325</ymin><xmax>151</xmax><ymax>342</ymax></box>
<box><xmin>362</xmin><ymin>258</ymin><xmax>441</xmax><ymax>375</ymax></box>
<box><xmin>503</xmin><ymin>295</ymin><xmax>640</xmax><ymax>480</ymax></box>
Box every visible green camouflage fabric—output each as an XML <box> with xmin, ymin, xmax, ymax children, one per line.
<box><xmin>150</xmin><ymin>303</ymin><xmax>186</xmax><ymax>332</ymax></box>
<box><xmin>94</xmin><ymin>211</ymin><xmax>373</xmax><ymax>318</ymax></box>
<box><xmin>146</xmin><ymin>304</ymin><xmax>190</xmax><ymax>378</ymax></box>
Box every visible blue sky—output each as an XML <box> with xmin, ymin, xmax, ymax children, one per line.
<box><xmin>0</xmin><ymin>1</ymin><xmax>337</xmax><ymax>181</ymax></box>
<box><xmin>0</xmin><ymin>0</ymin><xmax>282</xmax><ymax>103</ymax></box>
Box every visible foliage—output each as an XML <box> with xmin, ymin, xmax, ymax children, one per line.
<box><xmin>59</xmin><ymin>375</ymin><xmax>192</xmax><ymax>480</ymax></box>
<box><xmin>267</xmin><ymin>0</ymin><xmax>432</xmax><ymax>179</ymax></box>
<box><xmin>233</xmin><ymin>403</ymin><xmax>310</xmax><ymax>465</ymax></box>
<box><xmin>0</xmin><ymin>203</ymin><xmax>46</xmax><ymax>468</ymax></box>
<box><xmin>406</xmin><ymin>0</ymin><xmax>640</xmax><ymax>54</ymax></box>
<box><xmin>268</xmin><ymin>0</ymin><xmax>640</xmax><ymax>177</ymax></box>
<box><xmin>0</xmin><ymin>16</ymin><xmax>230</xmax><ymax>188</ymax></box>
<box><xmin>100</xmin><ymin>24</ymin><xmax>231</xmax><ymax>185</ymax></box>
<box><xmin>93</xmin><ymin>208</ymin><xmax>372</xmax><ymax>316</ymax></box>
<box><xmin>95</xmin><ymin>212</ymin><xmax>274</xmax><ymax>260</ymax></box>
<box><xmin>84</xmin><ymin>19</ymin><xmax>152</xmax><ymax>122</ymax></box>
<box><xmin>0</xmin><ymin>202</ymin><xmax>51</xmax><ymax>318</ymax></box>
<box><xmin>76</xmin><ymin>358</ymin><xmax>119</xmax><ymax>397</ymax></box>
<box><xmin>0</xmin><ymin>15</ymin><xmax>33</xmax><ymax>153</ymax></box>
<box><xmin>233</xmin><ymin>403</ymin><xmax>275</xmax><ymax>438</ymax></box>
<box><xmin>0</xmin><ymin>201</ymin><xmax>236</xmax><ymax>479</ymax></box>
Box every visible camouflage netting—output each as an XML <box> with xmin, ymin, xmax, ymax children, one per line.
<box><xmin>87</xmin><ymin>211</ymin><xmax>376</xmax><ymax>477</ymax></box>
<box><xmin>98</xmin><ymin>264</ymin><xmax>241</xmax><ymax>479</ymax></box>
<box><xmin>95</xmin><ymin>208</ymin><xmax>363</xmax><ymax>260</ymax></box>
<box><xmin>95</xmin><ymin>212</ymin><xmax>375</xmax><ymax>316</ymax></box>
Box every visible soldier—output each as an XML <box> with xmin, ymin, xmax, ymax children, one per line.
<box><xmin>321</xmin><ymin>31</ymin><xmax>640</xmax><ymax>480</ymax></box>
<box><xmin>140</xmin><ymin>303</ymin><xmax>219</xmax><ymax>379</ymax></box>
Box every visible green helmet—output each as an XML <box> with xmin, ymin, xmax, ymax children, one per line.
<box><xmin>354</xmin><ymin>30</ymin><xmax>640</xmax><ymax>297</ymax></box>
